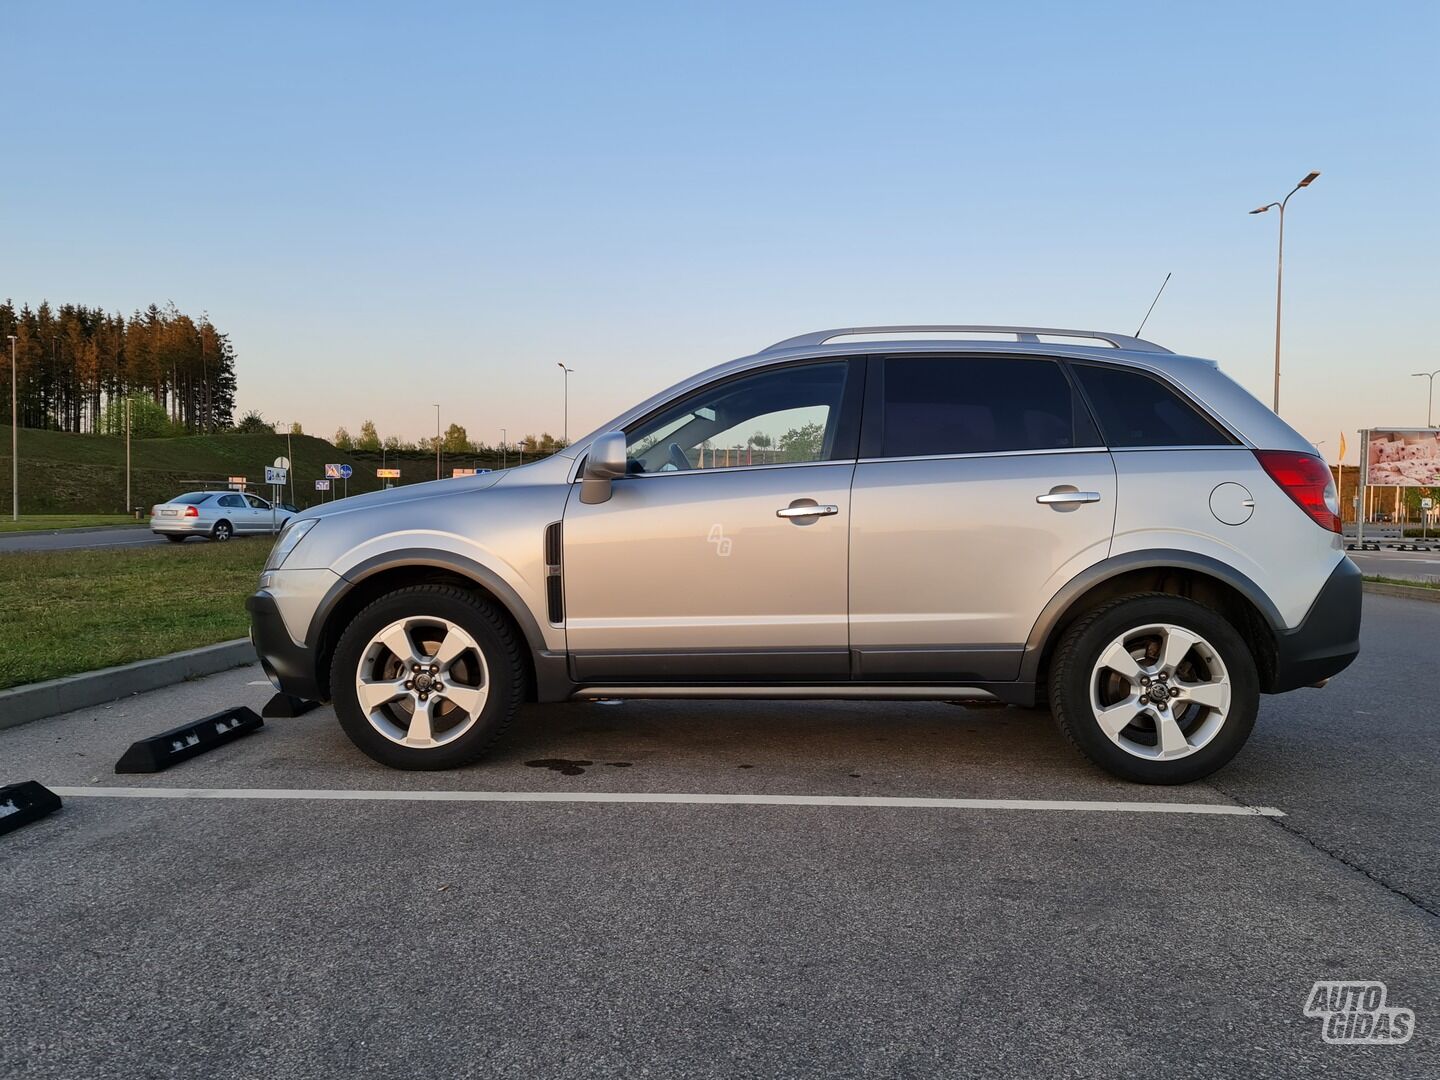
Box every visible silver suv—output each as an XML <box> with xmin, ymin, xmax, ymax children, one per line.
<box><xmin>248</xmin><ymin>325</ymin><xmax>1361</xmax><ymax>783</ymax></box>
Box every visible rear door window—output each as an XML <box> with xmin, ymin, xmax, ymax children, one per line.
<box><xmin>1073</xmin><ymin>364</ymin><xmax>1234</xmax><ymax>447</ymax></box>
<box><xmin>876</xmin><ymin>355</ymin><xmax>1094</xmax><ymax>458</ymax></box>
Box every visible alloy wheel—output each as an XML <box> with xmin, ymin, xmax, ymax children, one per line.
<box><xmin>1088</xmin><ymin>622</ymin><xmax>1231</xmax><ymax>761</ymax></box>
<box><xmin>355</xmin><ymin>616</ymin><xmax>490</xmax><ymax>749</ymax></box>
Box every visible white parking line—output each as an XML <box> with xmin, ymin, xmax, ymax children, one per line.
<box><xmin>48</xmin><ymin>786</ymin><xmax>1284</xmax><ymax>816</ymax></box>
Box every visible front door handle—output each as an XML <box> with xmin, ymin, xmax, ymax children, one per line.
<box><xmin>1036</xmin><ymin>489</ymin><xmax>1102</xmax><ymax>506</ymax></box>
<box><xmin>776</xmin><ymin>503</ymin><xmax>839</xmax><ymax>519</ymax></box>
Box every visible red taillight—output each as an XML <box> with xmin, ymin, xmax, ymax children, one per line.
<box><xmin>1254</xmin><ymin>450</ymin><xmax>1341</xmax><ymax>533</ymax></box>
<box><xmin>184</xmin><ymin>506</ymin><xmax>199</xmax><ymax>518</ymax></box>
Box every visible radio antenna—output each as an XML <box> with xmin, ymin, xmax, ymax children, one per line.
<box><xmin>1134</xmin><ymin>272</ymin><xmax>1172</xmax><ymax>338</ymax></box>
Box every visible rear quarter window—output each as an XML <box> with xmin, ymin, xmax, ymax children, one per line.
<box><xmin>1073</xmin><ymin>364</ymin><xmax>1234</xmax><ymax>448</ymax></box>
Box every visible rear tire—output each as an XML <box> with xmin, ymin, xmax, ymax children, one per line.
<box><xmin>1048</xmin><ymin>593</ymin><xmax>1258</xmax><ymax>784</ymax></box>
<box><xmin>330</xmin><ymin>585</ymin><xmax>525</xmax><ymax>770</ymax></box>
<box><xmin>211</xmin><ymin>520</ymin><xmax>233</xmax><ymax>542</ymax></box>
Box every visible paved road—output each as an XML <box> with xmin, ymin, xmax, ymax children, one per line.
<box><xmin>1348</xmin><ymin>546</ymin><xmax>1440</xmax><ymax>584</ymax></box>
<box><xmin>0</xmin><ymin>524</ymin><xmax>171</xmax><ymax>553</ymax></box>
<box><xmin>2</xmin><ymin>596</ymin><xmax>1437</xmax><ymax>1078</ymax></box>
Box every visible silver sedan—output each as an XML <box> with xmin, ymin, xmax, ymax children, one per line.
<box><xmin>150</xmin><ymin>491</ymin><xmax>295</xmax><ymax>543</ymax></box>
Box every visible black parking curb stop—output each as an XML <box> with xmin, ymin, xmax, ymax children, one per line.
<box><xmin>0</xmin><ymin>781</ymin><xmax>62</xmax><ymax>836</ymax></box>
<box><xmin>115</xmin><ymin>707</ymin><xmax>263</xmax><ymax>773</ymax></box>
<box><xmin>262</xmin><ymin>692</ymin><xmax>319</xmax><ymax>718</ymax></box>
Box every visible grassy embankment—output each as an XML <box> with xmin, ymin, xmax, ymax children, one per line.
<box><xmin>0</xmin><ymin>514</ymin><xmax>137</xmax><ymax>533</ymax></box>
<box><xmin>0</xmin><ymin>539</ymin><xmax>269</xmax><ymax>689</ymax></box>
<box><xmin>0</xmin><ymin>424</ymin><xmax>551</xmax><ymax>515</ymax></box>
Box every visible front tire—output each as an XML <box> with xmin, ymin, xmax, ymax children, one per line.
<box><xmin>330</xmin><ymin>585</ymin><xmax>525</xmax><ymax>770</ymax></box>
<box><xmin>1048</xmin><ymin>594</ymin><xmax>1258</xmax><ymax>784</ymax></box>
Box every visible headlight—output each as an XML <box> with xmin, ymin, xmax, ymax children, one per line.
<box><xmin>264</xmin><ymin>519</ymin><xmax>318</xmax><ymax>570</ymax></box>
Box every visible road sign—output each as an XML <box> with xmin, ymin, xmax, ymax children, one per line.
<box><xmin>274</xmin><ymin>456</ymin><xmax>291</xmax><ymax>471</ymax></box>
<box><xmin>377</xmin><ymin>468</ymin><xmax>401</xmax><ymax>479</ymax></box>
<box><xmin>315</xmin><ymin>479</ymin><xmax>331</xmax><ymax>491</ymax></box>
<box><xmin>265</xmin><ymin>466</ymin><xmax>287</xmax><ymax>485</ymax></box>
<box><xmin>1423</xmin><ymin>498</ymin><xmax>1434</xmax><ymax>510</ymax></box>
<box><xmin>339</xmin><ymin>464</ymin><xmax>353</xmax><ymax>479</ymax></box>
<box><xmin>324</xmin><ymin>463</ymin><xmax>342</xmax><ymax>479</ymax></box>
<box><xmin>227</xmin><ymin>475</ymin><xmax>247</xmax><ymax>490</ymax></box>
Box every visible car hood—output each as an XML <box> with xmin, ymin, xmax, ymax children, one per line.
<box><xmin>293</xmin><ymin>470</ymin><xmax>508</xmax><ymax>522</ymax></box>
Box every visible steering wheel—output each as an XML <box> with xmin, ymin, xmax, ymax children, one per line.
<box><xmin>666</xmin><ymin>442</ymin><xmax>694</xmax><ymax>471</ymax></box>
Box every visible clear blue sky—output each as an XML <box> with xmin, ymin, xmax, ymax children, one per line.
<box><xmin>5</xmin><ymin>0</ymin><xmax>1437</xmax><ymax>459</ymax></box>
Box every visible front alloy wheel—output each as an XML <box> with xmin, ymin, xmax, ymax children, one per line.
<box><xmin>330</xmin><ymin>585</ymin><xmax>523</xmax><ymax>769</ymax></box>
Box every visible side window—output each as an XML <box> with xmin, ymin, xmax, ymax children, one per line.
<box><xmin>218</xmin><ymin>494</ymin><xmax>245</xmax><ymax>508</ymax></box>
<box><xmin>879</xmin><ymin>356</ymin><xmax>1086</xmax><ymax>458</ymax></box>
<box><xmin>1073</xmin><ymin>365</ymin><xmax>1234</xmax><ymax>448</ymax></box>
<box><xmin>625</xmin><ymin>361</ymin><xmax>850</xmax><ymax>473</ymax></box>
<box><xmin>245</xmin><ymin>494</ymin><xmax>269</xmax><ymax>509</ymax></box>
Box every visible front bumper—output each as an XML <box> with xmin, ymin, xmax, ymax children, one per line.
<box><xmin>247</xmin><ymin>590</ymin><xmax>323</xmax><ymax>700</ymax></box>
<box><xmin>1267</xmin><ymin>558</ymin><xmax>1362</xmax><ymax>693</ymax></box>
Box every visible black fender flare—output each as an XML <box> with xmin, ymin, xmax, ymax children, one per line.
<box><xmin>306</xmin><ymin>548</ymin><xmax>551</xmax><ymax>656</ymax></box>
<box><xmin>1016</xmin><ymin>549</ymin><xmax>1284</xmax><ymax>684</ymax></box>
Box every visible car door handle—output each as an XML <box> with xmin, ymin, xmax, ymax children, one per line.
<box><xmin>776</xmin><ymin>503</ymin><xmax>839</xmax><ymax>518</ymax></box>
<box><xmin>1036</xmin><ymin>490</ymin><xmax>1102</xmax><ymax>505</ymax></box>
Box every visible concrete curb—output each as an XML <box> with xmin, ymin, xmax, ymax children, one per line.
<box><xmin>0</xmin><ymin>639</ymin><xmax>256</xmax><ymax>731</ymax></box>
<box><xmin>1363</xmin><ymin>581</ymin><xmax>1440</xmax><ymax>604</ymax></box>
<box><xmin>0</xmin><ymin>523</ymin><xmax>147</xmax><ymax>539</ymax></box>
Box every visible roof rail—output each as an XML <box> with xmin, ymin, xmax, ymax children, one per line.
<box><xmin>762</xmin><ymin>325</ymin><xmax>1172</xmax><ymax>354</ymax></box>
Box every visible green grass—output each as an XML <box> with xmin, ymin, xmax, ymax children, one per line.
<box><xmin>1363</xmin><ymin>574</ymin><xmax>1440</xmax><ymax>590</ymax></box>
<box><xmin>0</xmin><ymin>424</ymin><xmax>556</xmax><ymax>515</ymax></box>
<box><xmin>0</xmin><ymin>514</ymin><xmax>138</xmax><ymax>533</ymax></box>
<box><xmin>0</xmin><ymin>539</ymin><xmax>269</xmax><ymax>689</ymax></box>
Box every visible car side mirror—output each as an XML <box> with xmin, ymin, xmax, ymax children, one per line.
<box><xmin>580</xmin><ymin>430</ymin><xmax>628</xmax><ymax>504</ymax></box>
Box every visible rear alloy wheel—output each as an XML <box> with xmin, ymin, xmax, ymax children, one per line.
<box><xmin>330</xmin><ymin>585</ymin><xmax>524</xmax><ymax>769</ymax></box>
<box><xmin>211</xmin><ymin>520</ymin><xmax>232</xmax><ymax>542</ymax></box>
<box><xmin>1048</xmin><ymin>594</ymin><xmax>1258</xmax><ymax>784</ymax></box>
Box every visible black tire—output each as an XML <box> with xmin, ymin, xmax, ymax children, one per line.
<box><xmin>211</xmin><ymin>520</ymin><xmax>233</xmax><ymax>542</ymax></box>
<box><xmin>165</xmin><ymin>534</ymin><xmax>187</xmax><ymax>543</ymax></box>
<box><xmin>330</xmin><ymin>584</ymin><xmax>525</xmax><ymax>770</ymax></box>
<box><xmin>1047</xmin><ymin>593</ymin><xmax>1258</xmax><ymax>785</ymax></box>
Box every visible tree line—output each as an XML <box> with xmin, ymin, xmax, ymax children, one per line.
<box><xmin>0</xmin><ymin>300</ymin><xmax>238</xmax><ymax>435</ymax></box>
<box><xmin>331</xmin><ymin>420</ymin><xmax>567</xmax><ymax>456</ymax></box>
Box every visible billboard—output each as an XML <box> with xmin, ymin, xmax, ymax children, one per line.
<box><xmin>1364</xmin><ymin>429</ymin><xmax>1440</xmax><ymax>487</ymax></box>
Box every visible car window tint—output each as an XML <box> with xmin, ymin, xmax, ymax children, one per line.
<box><xmin>1074</xmin><ymin>365</ymin><xmax>1232</xmax><ymax>447</ymax></box>
<box><xmin>881</xmin><ymin>356</ymin><xmax>1077</xmax><ymax>457</ymax></box>
<box><xmin>245</xmin><ymin>495</ymin><xmax>268</xmax><ymax>509</ymax></box>
<box><xmin>218</xmin><ymin>494</ymin><xmax>245</xmax><ymax>508</ymax></box>
<box><xmin>173</xmin><ymin>492</ymin><xmax>212</xmax><ymax>505</ymax></box>
<box><xmin>625</xmin><ymin>362</ymin><xmax>849</xmax><ymax>472</ymax></box>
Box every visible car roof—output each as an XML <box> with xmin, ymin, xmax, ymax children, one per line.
<box><xmin>562</xmin><ymin>325</ymin><xmax>1309</xmax><ymax>457</ymax></box>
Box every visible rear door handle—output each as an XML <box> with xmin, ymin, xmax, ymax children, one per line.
<box><xmin>776</xmin><ymin>503</ymin><xmax>839</xmax><ymax>518</ymax></box>
<box><xmin>1036</xmin><ymin>490</ymin><xmax>1102</xmax><ymax>505</ymax></box>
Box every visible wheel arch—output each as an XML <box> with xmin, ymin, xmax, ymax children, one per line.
<box><xmin>307</xmin><ymin>550</ymin><xmax>553</xmax><ymax>702</ymax></box>
<box><xmin>1022</xmin><ymin>551</ymin><xmax>1282</xmax><ymax>696</ymax></box>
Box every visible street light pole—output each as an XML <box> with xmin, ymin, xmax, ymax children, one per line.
<box><xmin>1412</xmin><ymin>369</ymin><xmax>1440</xmax><ymax>428</ymax></box>
<box><xmin>556</xmin><ymin>363</ymin><xmax>573</xmax><ymax>444</ymax></box>
<box><xmin>1249</xmin><ymin>170</ymin><xmax>1320</xmax><ymax>415</ymax></box>
<box><xmin>501</xmin><ymin>427</ymin><xmax>507</xmax><ymax>469</ymax></box>
<box><xmin>434</xmin><ymin>404</ymin><xmax>441</xmax><ymax>479</ymax></box>
<box><xmin>125</xmin><ymin>396</ymin><xmax>131</xmax><ymax>515</ymax></box>
<box><xmin>7</xmin><ymin>334</ymin><xmax>16</xmax><ymax>522</ymax></box>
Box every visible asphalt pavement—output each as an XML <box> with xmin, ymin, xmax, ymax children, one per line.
<box><xmin>0</xmin><ymin>524</ymin><xmax>170</xmax><ymax>553</ymax></box>
<box><xmin>1</xmin><ymin>595</ymin><xmax>1437</xmax><ymax>1079</ymax></box>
